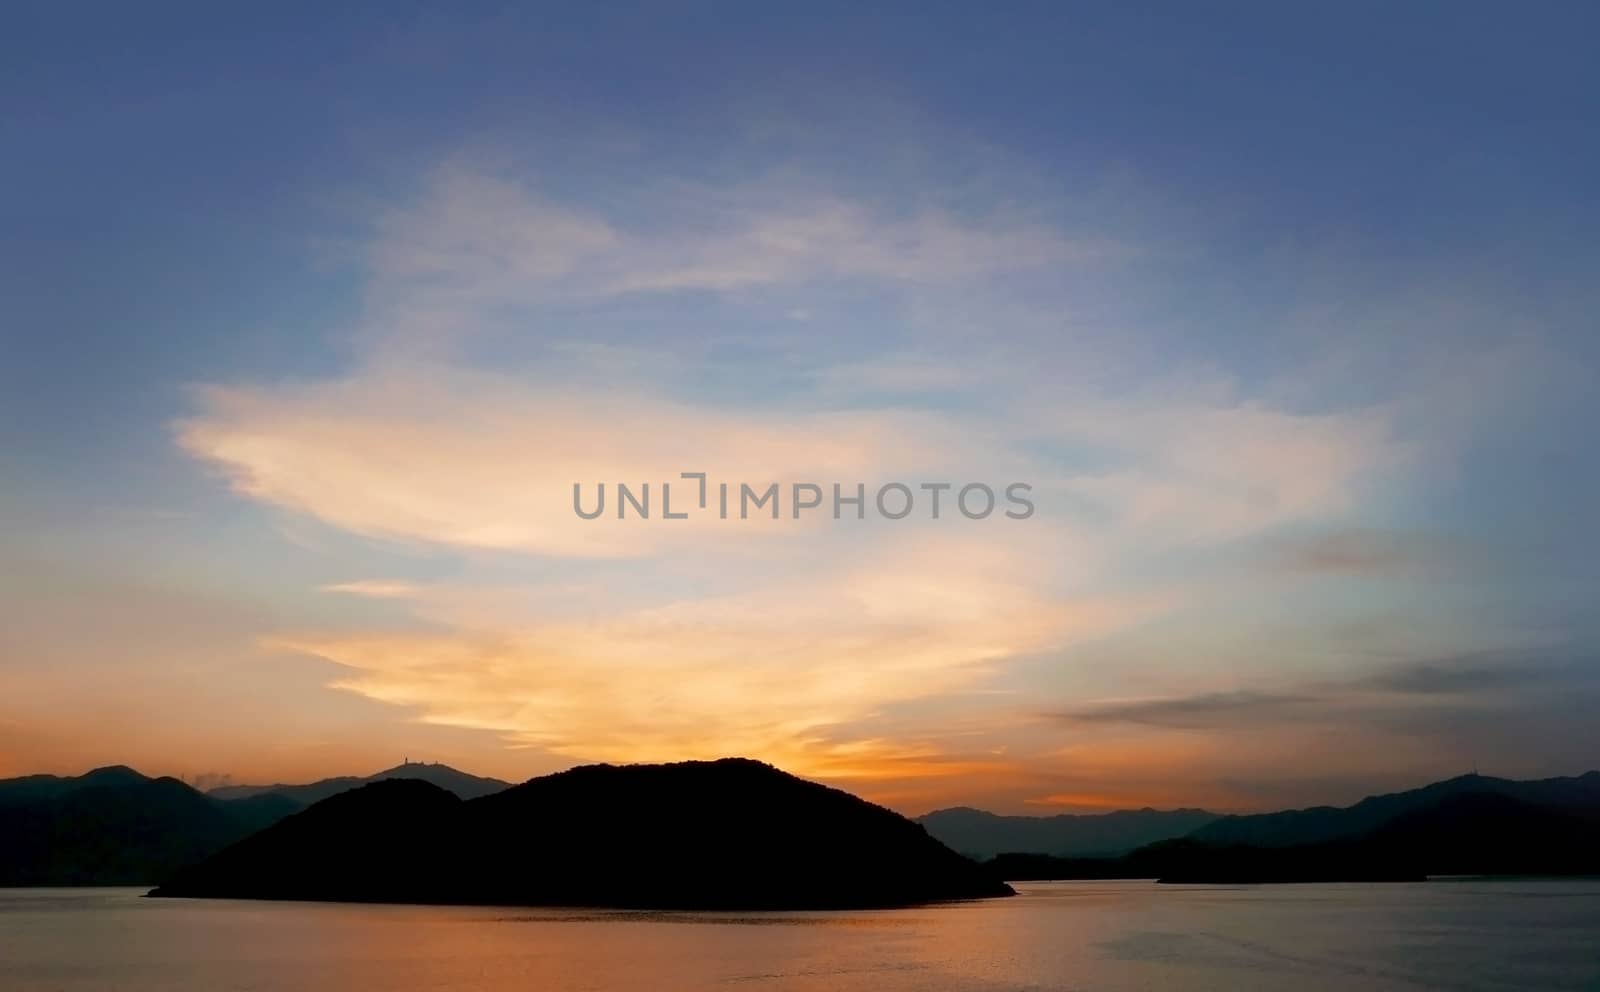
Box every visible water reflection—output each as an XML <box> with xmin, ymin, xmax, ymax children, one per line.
<box><xmin>3</xmin><ymin>881</ymin><xmax>1598</xmax><ymax>991</ymax></box>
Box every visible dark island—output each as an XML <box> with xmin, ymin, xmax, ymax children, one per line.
<box><xmin>149</xmin><ymin>758</ymin><xmax>1014</xmax><ymax>909</ymax></box>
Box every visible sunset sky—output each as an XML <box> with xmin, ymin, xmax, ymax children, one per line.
<box><xmin>3</xmin><ymin>4</ymin><xmax>1598</xmax><ymax>815</ymax></box>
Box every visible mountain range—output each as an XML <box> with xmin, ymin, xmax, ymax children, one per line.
<box><xmin>1188</xmin><ymin>771</ymin><xmax>1600</xmax><ymax>848</ymax></box>
<box><xmin>0</xmin><ymin>761</ymin><xmax>504</xmax><ymax>886</ymax></box>
<box><xmin>983</xmin><ymin>771</ymin><xmax>1600</xmax><ymax>883</ymax></box>
<box><xmin>0</xmin><ymin>766</ymin><xmax>291</xmax><ymax>885</ymax></box>
<box><xmin>6</xmin><ymin>760</ymin><xmax>1598</xmax><ymax>890</ymax></box>
<box><xmin>917</xmin><ymin>806</ymin><xmax>1220</xmax><ymax>859</ymax></box>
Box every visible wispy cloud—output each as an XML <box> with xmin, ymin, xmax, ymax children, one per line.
<box><xmin>1057</xmin><ymin>690</ymin><xmax>1318</xmax><ymax>728</ymax></box>
<box><xmin>1256</xmin><ymin>528</ymin><xmax>1471</xmax><ymax>577</ymax></box>
<box><xmin>279</xmin><ymin>542</ymin><xmax>1145</xmax><ymax>777</ymax></box>
<box><xmin>319</xmin><ymin>580</ymin><xmax>422</xmax><ymax>600</ymax></box>
<box><xmin>1355</xmin><ymin>651</ymin><xmax>1585</xmax><ymax>695</ymax></box>
<box><xmin>358</xmin><ymin>166</ymin><xmax>1108</xmax><ymax>356</ymax></box>
<box><xmin>178</xmin><ymin>367</ymin><xmax>1020</xmax><ymax>557</ymax></box>
<box><xmin>1054</xmin><ymin>651</ymin><xmax>1600</xmax><ymax>733</ymax></box>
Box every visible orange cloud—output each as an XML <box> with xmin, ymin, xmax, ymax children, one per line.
<box><xmin>275</xmin><ymin>537</ymin><xmax>1148</xmax><ymax>782</ymax></box>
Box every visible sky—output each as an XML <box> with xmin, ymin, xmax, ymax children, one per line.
<box><xmin>2</xmin><ymin>2</ymin><xmax>1598</xmax><ymax>815</ymax></box>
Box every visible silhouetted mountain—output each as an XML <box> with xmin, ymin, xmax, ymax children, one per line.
<box><xmin>0</xmin><ymin>767</ymin><xmax>290</xmax><ymax>885</ymax></box>
<box><xmin>1354</xmin><ymin>789</ymin><xmax>1600</xmax><ymax>876</ymax></box>
<box><xmin>152</xmin><ymin>758</ymin><xmax>1014</xmax><ymax>909</ymax></box>
<box><xmin>0</xmin><ymin>765</ymin><xmax>150</xmax><ymax>807</ymax></box>
<box><xmin>207</xmin><ymin>761</ymin><xmax>510</xmax><ymax>807</ymax></box>
<box><xmin>918</xmin><ymin>805</ymin><xmax>1219</xmax><ymax>859</ymax></box>
<box><xmin>1189</xmin><ymin>771</ymin><xmax>1600</xmax><ymax>848</ymax></box>
<box><xmin>983</xmin><ymin>772</ymin><xmax>1600</xmax><ymax>883</ymax></box>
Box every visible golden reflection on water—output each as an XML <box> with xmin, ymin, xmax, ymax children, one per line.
<box><xmin>3</xmin><ymin>882</ymin><xmax>1599</xmax><ymax>991</ymax></box>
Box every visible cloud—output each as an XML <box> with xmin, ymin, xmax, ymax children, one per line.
<box><xmin>1057</xmin><ymin>690</ymin><xmax>1318</xmax><ymax>729</ymax></box>
<box><xmin>1050</xmin><ymin>396</ymin><xmax>1398</xmax><ymax>543</ymax></box>
<box><xmin>357</xmin><ymin>166</ymin><xmax>1106</xmax><ymax>356</ymax></box>
<box><xmin>177</xmin><ymin>366</ymin><xmax>1020</xmax><ymax>558</ymax></box>
<box><xmin>1256</xmin><ymin>528</ymin><xmax>1469</xmax><ymax>577</ymax></box>
<box><xmin>1017</xmin><ymin>652</ymin><xmax>1600</xmax><ymax>811</ymax></box>
<box><xmin>179</xmin><ymin>162</ymin><xmax>1403</xmax><ymax>570</ymax></box>
<box><xmin>179</xmin><ymin>361</ymin><xmax>1399</xmax><ymax>562</ymax></box>
<box><xmin>1356</xmin><ymin>652</ymin><xmax>1584</xmax><ymax>695</ymax></box>
<box><xmin>169</xmin><ymin>158</ymin><xmax>1435</xmax><ymax>792</ymax></box>
<box><xmin>1054</xmin><ymin>652</ymin><xmax>1600</xmax><ymax>735</ymax></box>
<box><xmin>278</xmin><ymin>541</ymin><xmax>1147</xmax><ymax>778</ymax></box>
<box><xmin>320</xmin><ymin>580</ymin><xmax>422</xmax><ymax>599</ymax></box>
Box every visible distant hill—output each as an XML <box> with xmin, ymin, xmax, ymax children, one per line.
<box><xmin>983</xmin><ymin>771</ymin><xmax>1600</xmax><ymax>883</ymax></box>
<box><xmin>1188</xmin><ymin>771</ymin><xmax>1600</xmax><ymax>848</ymax></box>
<box><xmin>152</xmin><ymin>758</ymin><xmax>1014</xmax><ymax>909</ymax></box>
<box><xmin>0</xmin><ymin>762</ymin><xmax>504</xmax><ymax>886</ymax></box>
<box><xmin>0</xmin><ymin>767</ymin><xmax>290</xmax><ymax>885</ymax></box>
<box><xmin>208</xmin><ymin>761</ymin><xmax>510</xmax><ymax>807</ymax></box>
<box><xmin>0</xmin><ymin>764</ymin><xmax>151</xmax><ymax>806</ymax></box>
<box><xmin>917</xmin><ymin>805</ymin><xmax>1219</xmax><ymax>859</ymax></box>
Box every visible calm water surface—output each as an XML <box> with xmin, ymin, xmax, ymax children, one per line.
<box><xmin>3</xmin><ymin>880</ymin><xmax>1598</xmax><ymax>991</ymax></box>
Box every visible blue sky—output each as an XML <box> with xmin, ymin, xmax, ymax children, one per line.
<box><xmin>3</xmin><ymin>2</ymin><xmax>1598</xmax><ymax>811</ymax></box>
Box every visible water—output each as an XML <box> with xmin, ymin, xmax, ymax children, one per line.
<box><xmin>2</xmin><ymin>881</ymin><xmax>1598</xmax><ymax>991</ymax></box>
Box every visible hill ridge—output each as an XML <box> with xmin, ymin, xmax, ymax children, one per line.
<box><xmin>152</xmin><ymin>757</ymin><xmax>1013</xmax><ymax>910</ymax></box>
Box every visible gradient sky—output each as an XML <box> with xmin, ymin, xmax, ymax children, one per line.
<box><xmin>3</xmin><ymin>3</ymin><xmax>1599</xmax><ymax>814</ymax></box>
